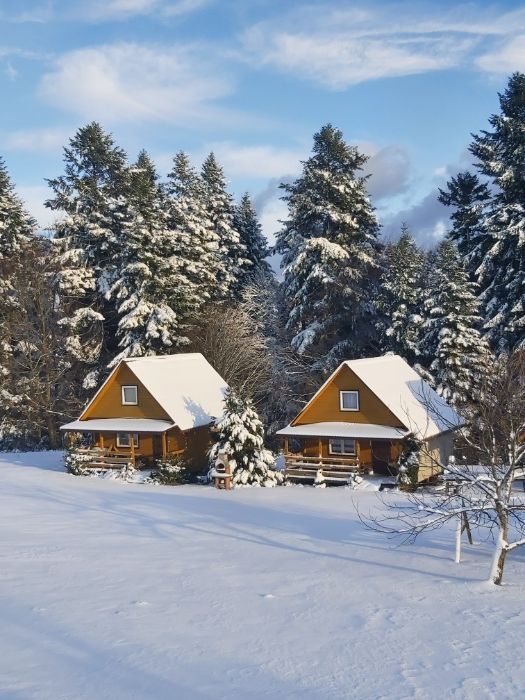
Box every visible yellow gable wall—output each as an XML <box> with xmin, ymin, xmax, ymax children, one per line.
<box><xmin>293</xmin><ymin>364</ymin><xmax>406</xmax><ymax>428</ymax></box>
<box><xmin>81</xmin><ymin>363</ymin><xmax>171</xmax><ymax>421</ymax></box>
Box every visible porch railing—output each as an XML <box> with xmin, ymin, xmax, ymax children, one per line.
<box><xmin>284</xmin><ymin>452</ymin><xmax>361</xmax><ymax>483</ymax></box>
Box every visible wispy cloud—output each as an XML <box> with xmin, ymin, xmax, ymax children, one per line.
<box><xmin>77</xmin><ymin>0</ymin><xmax>211</xmax><ymax>22</ymax></box>
<box><xmin>476</xmin><ymin>34</ymin><xmax>525</xmax><ymax>75</ymax></box>
<box><xmin>38</xmin><ymin>42</ymin><xmax>235</xmax><ymax>125</ymax></box>
<box><xmin>3</xmin><ymin>126</ymin><xmax>74</xmax><ymax>152</ymax></box>
<box><xmin>240</xmin><ymin>3</ymin><xmax>525</xmax><ymax>88</ymax></box>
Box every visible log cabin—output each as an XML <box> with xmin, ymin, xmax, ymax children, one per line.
<box><xmin>60</xmin><ymin>353</ymin><xmax>228</xmax><ymax>471</ymax></box>
<box><xmin>276</xmin><ymin>355</ymin><xmax>462</xmax><ymax>485</ymax></box>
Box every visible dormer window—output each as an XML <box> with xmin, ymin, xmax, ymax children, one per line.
<box><xmin>121</xmin><ymin>385</ymin><xmax>138</xmax><ymax>405</ymax></box>
<box><xmin>340</xmin><ymin>390</ymin><xmax>359</xmax><ymax>412</ymax></box>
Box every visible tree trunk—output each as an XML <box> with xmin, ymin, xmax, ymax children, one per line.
<box><xmin>489</xmin><ymin>527</ymin><xmax>508</xmax><ymax>585</ymax></box>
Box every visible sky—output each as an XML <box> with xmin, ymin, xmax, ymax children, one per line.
<box><xmin>0</xmin><ymin>0</ymin><xmax>524</xmax><ymax>248</ymax></box>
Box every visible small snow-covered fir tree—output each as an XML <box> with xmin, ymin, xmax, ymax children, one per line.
<box><xmin>420</xmin><ymin>240</ymin><xmax>492</xmax><ymax>405</ymax></box>
<box><xmin>46</xmin><ymin>122</ymin><xmax>129</xmax><ymax>387</ymax></box>
<box><xmin>276</xmin><ymin>124</ymin><xmax>380</xmax><ymax>371</ymax></box>
<box><xmin>438</xmin><ymin>171</ymin><xmax>490</xmax><ymax>281</ymax></box>
<box><xmin>209</xmin><ymin>388</ymin><xmax>281</xmax><ymax>487</ymax></box>
<box><xmin>468</xmin><ymin>72</ymin><xmax>525</xmax><ymax>352</ymax></box>
<box><xmin>201</xmin><ymin>153</ymin><xmax>250</xmax><ymax>300</ymax></box>
<box><xmin>379</xmin><ymin>224</ymin><xmax>426</xmax><ymax>364</ymax></box>
<box><xmin>108</xmin><ymin>151</ymin><xmax>189</xmax><ymax>365</ymax></box>
<box><xmin>232</xmin><ymin>192</ymin><xmax>270</xmax><ymax>294</ymax></box>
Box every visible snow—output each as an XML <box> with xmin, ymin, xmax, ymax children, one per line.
<box><xmin>1</xmin><ymin>451</ymin><xmax>524</xmax><ymax>699</ymax></box>
<box><xmin>80</xmin><ymin>353</ymin><xmax>228</xmax><ymax>431</ymax></box>
<box><xmin>61</xmin><ymin>418</ymin><xmax>176</xmax><ymax>433</ymax></box>
<box><xmin>277</xmin><ymin>422</ymin><xmax>407</xmax><ymax>440</ymax></box>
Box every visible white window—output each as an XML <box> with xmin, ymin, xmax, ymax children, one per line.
<box><xmin>329</xmin><ymin>438</ymin><xmax>356</xmax><ymax>456</ymax></box>
<box><xmin>116</xmin><ymin>433</ymin><xmax>139</xmax><ymax>449</ymax></box>
<box><xmin>340</xmin><ymin>390</ymin><xmax>359</xmax><ymax>411</ymax></box>
<box><xmin>121</xmin><ymin>385</ymin><xmax>138</xmax><ymax>405</ymax></box>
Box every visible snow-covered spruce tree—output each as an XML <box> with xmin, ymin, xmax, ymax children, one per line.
<box><xmin>438</xmin><ymin>171</ymin><xmax>490</xmax><ymax>281</ymax></box>
<box><xmin>201</xmin><ymin>153</ymin><xmax>250</xmax><ymax>300</ymax></box>
<box><xmin>107</xmin><ymin>151</ymin><xmax>190</xmax><ymax>365</ymax></box>
<box><xmin>166</xmin><ymin>151</ymin><xmax>221</xmax><ymax>311</ymax></box>
<box><xmin>45</xmin><ymin>122</ymin><xmax>129</xmax><ymax>388</ymax></box>
<box><xmin>468</xmin><ymin>72</ymin><xmax>525</xmax><ymax>352</ymax></box>
<box><xmin>232</xmin><ymin>192</ymin><xmax>270</xmax><ymax>294</ymax></box>
<box><xmin>209</xmin><ymin>388</ymin><xmax>281</xmax><ymax>487</ymax></box>
<box><xmin>276</xmin><ymin>124</ymin><xmax>380</xmax><ymax>371</ymax></box>
<box><xmin>0</xmin><ymin>157</ymin><xmax>37</xmax><ymax>447</ymax></box>
<box><xmin>419</xmin><ymin>239</ymin><xmax>492</xmax><ymax>405</ymax></box>
<box><xmin>379</xmin><ymin>224</ymin><xmax>426</xmax><ymax>365</ymax></box>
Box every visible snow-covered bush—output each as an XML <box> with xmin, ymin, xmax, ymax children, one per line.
<box><xmin>397</xmin><ymin>434</ymin><xmax>422</xmax><ymax>492</ymax></box>
<box><xmin>209</xmin><ymin>388</ymin><xmax>283</xmax><ymax>487</ymax></box>
<box><xmin>64</xmin><ymin>447</ymin><xmax>93</xmax><ymax>476</ymax></box>
<box><xmin>151</xmin><ymin>456</ymin><xmax>191</xmax><ymax>485</ymax></box>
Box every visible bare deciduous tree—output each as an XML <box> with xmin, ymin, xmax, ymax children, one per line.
<box><xmin>362</xmin><ymin>352</ymin><xmax>525</xmax><ymax>585</ymax></box>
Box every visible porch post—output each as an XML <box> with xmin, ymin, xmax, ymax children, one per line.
<box><xmin>356</xmin><ymin>440</ymin><xmax>361</xmax><ymax>464</ymax></box>
<box><xmin>98</xmin><ymin>433</ymin><xmax>104</xmax><ymax>449</ymax></box>
<box><xmin>162</xmin><ymin>432</ymin><xmax>167</xmax><ymax>460</ymax></box>
<box><xmin>318</xmin><ymin>438</ymin><xmax>322</xmax><ymax>458</ymax></box>
<box><xmin>284</xmin><ymin>438</ymin><xmax>289</xmax><ymax>455</ymax></box>
<box><xmin>129</xmin><ymin>433</ymin><xmax>135</xmax><ymax>465</ymax></box>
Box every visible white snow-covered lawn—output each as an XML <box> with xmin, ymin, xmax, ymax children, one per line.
<box><xmin>1</xmin><ymin>453</ymin><xmax>524</xmax><ymax>699</ymax></box>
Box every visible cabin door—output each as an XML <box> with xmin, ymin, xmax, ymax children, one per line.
<box><xmin>371</xmin><ymin>441</ymin><xmax>391</xmax><ymax>475</ymax></box>
<box><xmin>152</xmin><ymin>435</ymin><xmax>163</xmax><ymax>459</ymax></box>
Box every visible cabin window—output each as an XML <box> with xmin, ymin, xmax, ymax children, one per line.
<box><xmin>121</xmin><ymin>385</ymin><xmax>138</xmax><ymax>405</ymax></box>
<box><xmin>116</xmin><ymin>433</ymin><xmax>139</xmax><ymax>449</ymax></box>
<box><xmin>340</xmin><ymin>390</ymin><xmax>359</xmax><ymax>411</ymax></box>
<box><xmin>329</xmin><ymin>438</ymin><xmax>356</xmax><ymax>456</ymax></box>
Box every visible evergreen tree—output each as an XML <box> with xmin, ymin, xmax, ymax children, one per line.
<box><xmin>438</xmin><ymin>171</ymin><xmax>490</xmax><ymax>281</ymax></box>
<box><xmin>420</xmin><ymin>240</ymin><xmax>492</xmax><ymax>405</ymax></box>
<box><xmin>201</xmin><ymin>153</ymin><xmax>250</xmax><ymax>299</ymax></box>
<box><xmin>232</xmin><ymin>192</ymin><xmax>270</xmax><ymax>293</ymax></box>
<box><xmin>108</xmin><ymin>151</ymin><xmax>190</xmax><ymax>365</ymax></box>
<box><xmin>166</xmin><ymin>151</ymin><xmax>220</xmax><ymax>309</ymax></box>
<box><xmin>379</xmin><ymin>224</ymin><xmax>426</xmax><ymax>364</ymax></box>
<box><xmin>0</xmin><ymin>157</ymin><xmax>37</xmax><ymax>447</ymax></box>
<box><xmin>468</xmin><ymin>73</ymin><xmax>525</xmax><ymax>352</ymax></box>
<box><xmin>45</xmin><ymin>122</ymin><xmax>129</xmax><ymax>387</ymax></box>
<box><xmin>276</xmin><ymin>124</ymin><xmax>380</xmax><ymax>371</ymax></box>
<box><xmin>209</xmin><ymin>388</ymin><xmax>280</xmax><ymax>486</ymax></box>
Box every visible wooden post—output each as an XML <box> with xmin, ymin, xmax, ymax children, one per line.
<box><xmin>162</xmin><ymin>432</ymin><xmax>167</xmax><ymax>459</ymax></box>
<box><xmin>284</xmin><ymin>438</ymin><xmax>289</xmax><ymax>455</ymax></box>
<box><xmin>318</xmin><ymin>438</ymin><xmax>322</xmax><ymax>459</ymax></box>
<box><xmin>129</xmin><ymin>433</ymin><xmax>135</xmax><ymax>465</ymax></box>
<box><xmin>98</xmin><ymin>433</ymin><xmax>104</xmax><ymax>449</ymax></box>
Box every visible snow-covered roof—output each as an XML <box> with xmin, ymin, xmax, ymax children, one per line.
<box><xmin>123</xmin><ymin>354</ymin><xmax>228</xmax><ymax>430</ymax></box>
<box><xmin>61</xmin><ymin>418</ymin><xmax>176</xmax><ymax>433</ymax></box>
<box><xmin>276</xmin><ymin>422</ymin><xmax>407</xmax><ymax>440</ymax></box>
<box><xmin>344</xmin><ymin>355</ymin><xmax>462</xmax><ymax>439</ymax></box>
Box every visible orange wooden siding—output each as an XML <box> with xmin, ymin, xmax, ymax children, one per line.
<box><xmin>293</xmin><ymin>364</ymin><xmax>406</xmax><ymax>429</ymax></box>
<box><xmin>81</xmin><ymin>363</ymin><xmax>171</xmax><ymax>421</ymax></box>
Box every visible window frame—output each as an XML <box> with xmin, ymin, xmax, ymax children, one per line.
<box><xmin>116</xmin><ymin>432</ymin><xmax>139</xmax><ymax>449</ymax></box>
<box><xmin>329</xmin><ymin>438</ymin><xmax>356</xmax><ymax>456</ymax></box>
<box><xmin>121</xmin><ymin>385</ymin><xmax>138</xmax><ymax>406</ymax></box>
<box><xmin>339</xmin><ymin>390</ymin><xmax>360</xmax><ymax>412</ymax></box>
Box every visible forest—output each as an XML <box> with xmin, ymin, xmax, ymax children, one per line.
<box><xmin>0</xmin><ymin>72</ymin><xmax>523</xmax><ymax>451</ymax></box>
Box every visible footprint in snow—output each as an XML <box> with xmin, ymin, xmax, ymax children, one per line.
<box><xmin>133</xmin><ymin>600</ymin><xmax>151</xmax><ymax>607</ymax></box>
<box><xmin>260</xmin><ymin>594</ymin><xmax>275</xmax><ymax>599</ymax></box>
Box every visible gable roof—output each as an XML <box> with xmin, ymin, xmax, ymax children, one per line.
<box><xmin>294</xmin><ymin>354</ymin><xmax>462</xmax><ymax>440</ymax></box>
<box><xmin>80</xmin><ymin>353</ymin><xmax>228</xmax><ymax>431</ymax></box>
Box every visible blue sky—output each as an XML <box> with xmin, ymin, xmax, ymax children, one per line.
<box><xmin>1</xmin><ymin>0</ymin><xmax>524</xmax><ymax>246</ymax></box>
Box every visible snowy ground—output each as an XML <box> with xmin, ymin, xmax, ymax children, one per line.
<box><xmin>1</xmin><ymin>453</ymin><xmax>524</xmax><ymax>700</ymax></box>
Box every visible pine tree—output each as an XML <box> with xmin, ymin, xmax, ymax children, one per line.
<box><xmin>232</xmin><ymin>192</ymin><xmax>270</xmax><ymax>293</ymax></box>
<box><xmin>45</xmin><ymin>122</ymin><xmax>129</xmax><ymax>387</ymax></box>
<box><xmin>438</xmin><ymin>171</ymin><xmax>490</xmax><ymax>281</ymax></box>
<box><xmin>201</xmin><ymin>153</ymin><xmax>250</xmax><ymax>299</ymax></box>
<box><xmin>468</xmin><ymin>72</ymin><xmax>525</xmax><ymax>352</ymax></box>
<box><xmin>420</xmin><ymin>240</ymin><xmax>492</xmax><ymax>405</ymax></box>
<box><xmin>379</xmin><ymin>224</ymin><xmax>426</xmax><ymax>364</ymax></box>
<box><xmin>166</xmin><ymin>151</ymin><xmax>220</xmax><ymax>310</ymax></box>
<box><xmin>0</xmin><ymin>157</ymin><xmax>37</xmax><ymax>447</ymax></box>
<box><xmin>209</xmin><ymin>388</ymin><xmax>280</xmax><ymax>486</ymax></box>
<box><xmin>108</xmin><ymin>151</ymin><xmax>190</xmax><ymax>365</ymax></box>
<box><xmin>276</xmin><ymin>124</ymin><xmax>380</xmax><ymax>371</ymax></box>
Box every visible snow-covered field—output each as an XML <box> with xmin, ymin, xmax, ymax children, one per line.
<box><xmin>1</xmin><ymin>453</ymin><xmax>524</xmax><ymax>700</ymax></box>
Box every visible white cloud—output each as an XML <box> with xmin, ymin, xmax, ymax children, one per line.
<box><xmin>240</xmin><ymin>4</ymin><xmax>525</xmax><ymax>88</ymax></box>
<box><xmin>3</xmin><ymin>126</ymin><xmax>73</xmax><ymax>153</ymax></box>
<box><xmin>476</xmin><ymin>35</ymin><xmax>525</xmax><ymax>74</ymax></box>
<box><xmin>38</xmin><ymin>43</ymin><xmax>234</xmax><ymax>125</ymax></box>
<box><xmin>17</xmin><ymin>185</ymin><xmax>54</xmax><ymax>231</ymax></box>
<box><xmin>198</xmin><ymin>142</ymin><xmax>303</xmax><ymax>179</ymax></box>
<box><xmin>79</xmin><ymin>0</ymin><xmax>210</xmax><ymax>21</ymax></box>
